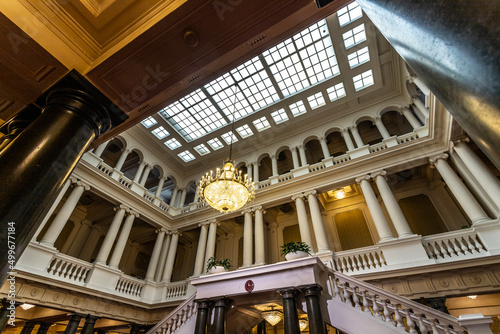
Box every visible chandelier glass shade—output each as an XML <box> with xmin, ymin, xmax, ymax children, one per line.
<box><xmin>198</xmin><ymin>159</ymin><xmax>255</xmax><ymax>213</ymax></box>
<box><xmin>332</xmin><ymin>187</ymin><xmax>346</xmax><ymax>199</ymax></box>
<box><xmin>299</xmin><ymin>319</ymin><xmax>308</xmax><ymax>331</ymax></box>
<box><xmin>261</xmin><ymin>310</ymin><xmax>283</xmax><ymax>326</ymax></box>
<box><xmin>20</xmin><ymin>303</ymin><xmax>35</xmax><ymax>310</ymax></box>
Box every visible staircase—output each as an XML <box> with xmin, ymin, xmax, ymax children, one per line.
<box><xmin>147</xmin><ymin>293</ymin><xmax>197</xmax><ymax>334</ymax></box>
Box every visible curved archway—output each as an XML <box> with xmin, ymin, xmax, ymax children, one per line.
<box><xmin>381</xmin><ymin>110</ymin><xmax>413</xmax><ymax>136</ymax></box>
<box><xmin>326</xmin><ymin>131</ymin><xmax>348</xmax><ymax>157</ymax></box>
<box><xmin>357</xmin><ymin>119</ymin><xmax>383</xmax><ymax>145</ymax></box>
<box><xmin>183</xmin><ymin>180</ymin><xmax>198</xmax><ymax>206</ymax></box>
<box><xmin>276</xmin><ymin>147</ymin><xmax>294</xmax><ymax>175</ymax></box>
<box><xmin>122</xmin><ymin>150</ymin><xmax>142</xmax><ymax>180</ymax></box>
<box><xmin>304</xmin><ymin>138</ymin><xmax>323</xmax><ymax>164</ymax></box>
<box><xmin>144</xmin><ymin>165</ymin><xmax>162</xmax><ymax>193</ymax></box>
<box><xmin>258</xmin><ymin>154</ymin><xmax>273</xmax><ymax>181</ymax></box>
<box><xmin>101</xmin><ymin>138</ymin><xmax>125</xmax><ymax>168</ymax></box>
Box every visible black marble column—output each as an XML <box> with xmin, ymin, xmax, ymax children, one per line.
<box><xmin>0</xmin><ymin>104</ymin><xmax>40</xmax><ymax>153</ymax></box>
<box><xmin>81</xmin><ymin>315</ymin><xmax>99</xmax><ymax>334</ymax></box>
<box><xmin>194</xmin><ymin>299</ymin><xmax>211</xmax><ymax>334</ymax></box>
<box><xmin>354</xmin><ymin>0</ymin><xmax>500</xmax><ymax>170</ymax></box>
<box><xmin>299</xmin><ymin>284</ymin><xmax>326</xmax><ymax>334</ymax></box>
<box><xmin>0</xmin><ymin>71</ymin><xmax>126</xmax><ymax>284</ymax></box>
<box><xmin>64</xmin><ymin>313</ymin><xmax>84</xmax><ymax>334</ymax></box>
<box><xmin>36</xmin><ymin>322</ymin><xmax>51</xmax><ymax>334</ymax></box>
<box><xmin>211</xmin><ymin>297</ymin><xmax>230</xmax><ymax>334</ymax></box>
<box><xmin>277</xmin><ymin>288</ymin><xmax>300</xmax><ymax>334</ymax></box>
<box><xmin>20</xmin><ymin>321</ymin><xmax>36</xmax><ymax>334</ymax></box>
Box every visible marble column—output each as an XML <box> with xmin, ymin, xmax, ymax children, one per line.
<box><xmin>319</xmin><ymin>137</ymin><xmax>330</xmax><ymax>159</ymax></box>
<box><xmin>429</xmin><ymin>154</ymin><xmax>489</xmax><ymax>224</ymax></box>
<box><xmin>40</xmin><ymin>181</ymin><xmax>90</xmax><ymax>247</ymax></box>
<box><xmin>94</xmin><ymin>205</ymin><xmax>127</xmax><ymax>265</ymax></box>
<box><xmin>81</xmin><ymin>315</ymin><xmax>99</xmax><ymax>334</ymax></box>
<box><xmin>155</xmin><ymin>233</ymin><xmax>172</xmax><ymax>282</ymax></box>
<box><xmin>193</xmin><ymin>223</ymin><xmax>209</xmax><ymax>276</ymax></box>
<box><xmin>254</xmin><ymin>162</ymin><xmax>260</xmax><ymax>183</ymax></box>
<box><xmin>61</xmin><ymin>221</ymin><xmax>83</xmax><ymax>254</ymax></box>
<box><xmin>139</xmin><ymin>164</ymin><xmax>153</xmax><ymax>186</ymax></box>
<box><xmin>373</xmin><ymin>117</ymin><xmax>391</xmax><ymax>139</ymax></box>
<box><xmin>291</xmin><ymin>147</ymin><xmax>300</xmax><ymax>169</ymax></box>
<box><xmin>242</xmin><ymin>209</ymin><xmax>253</xmax><ymax>267</ymax></box>
<box><xmin>341</xmin><ymin>129</ymin><xmax>355</xmax><ymax>151</ymax></box>
<box><xmin>247</xmin><ymin>163</ymin><xmax>253</xmax><ymax>182</ymax></box>
<box><xmin>278</xmin><ymin>288</ymin><xmax>300</xmax><ymax>334</ymax></box>
<box><xmin>36</xmin><ymin>322</ymin><xmax>51</xmax><ymax>334</ymax></box>
<box><xmin>298</xmin><ymin>145</ymin><xmax>308</xmax><ymax>166</ymax></box>
<box><xmin>305</xmin><ymin>191</ymin><xmax>329</xmax><ymax>253</ymax></box>
<box><xmin>114</xmin><ymin>149</ymin><xmax>131</xmax><ymax>171</ymax></box>
<box><xmin>68</xmin><ymin>219</ymin><xmax>93</xmax><ymax>256</ymax></box>
<box><xmin>349</xmin><ymin>126</ymin><xmax>364</xmax><ymax>148</ymax></box>
<box><xmin>133</xmin><ymin>161</ymin><xmax>147</xmax><ymax>183</ymax></box>
<box><xmin>291</xmin><ymin>194</ymin><xmax>314</xmax><ymax>251</ymax></box>
<box><xmin>108</xmin><ymin>211</ymin><xmax>138</xmax><ymax>269</ymax></box>
<box><xmin>93</xmin><ymin>140</ymin><xmax>109</xmax><ymax>157</ymax></box>
<box><xmin>145</xmin><ymin>229</ymin><xmax>166</xmax><ymax>281</ymax></box>
<box><xmin>411</xmin><ymin>96</ymin><xmax>429</xmax><ymax>118</ymax></box>
<box><xmin>271</xmin><ymin>154</ymin><xmax>279</xmax><ymax>176</ymax></box>
<box><xmin>194</xmin><ymin>299</ymin><xmax>210</xmax><ymax>334</ymax></box>
<box><xmin>20</xmin><ymin>321</ymin><xmax>36</xmax><ymax>334</ymax></box>
<box><xmin>254</xmin><ymin>206</ymin><xmax>266</xmax><ymax>265</ymax></box>
<box><xmin>410</xmin><ymin>74</ymin><xmax>431</xmax><ymax>96</ymax></box>
<box><xmin>356</xmin><ymin>175</ymin><xmax>394</xmax><ymax>241</ymax></box>
<box><xmin>400</xmin><ymin>106</ymin><xmax>422</xmax><ymax>129</ymax></box>
<box><xmin>268</xmin><ymin>222</ymin><xmax>279</xmax><ymax>263</ymax></box>
<box><xmin>155</xmin><ymin>177</ymin><xmax>166</xmax><ymax>198</ymax></box>
<box><xmin>372</xmin><ymin>171</ymin><xmax>414</xmax><ymax>238</ymax></box>
<box><xmin>178</xmin><ymin>188</ymin><xmax>187</xmax><ymax>208</ymax></box>
<box><xmin>212</xmin><ymin>297</ymin><xmax>230</xmax><ymax>334</ymax></box>
<box><xmin>162</xmin><ymin>232</ymin><xmax>180</xmax><ymax>283</ymax></box>
<box><xmin>204</xmin><ymin>221</ymin><xmax>219</xmax><ymax>272</ymax></box>
<box><xmin>170</xmin><ymin>187</ymin><xmax>179</xmax><ymax>207</ymax></box>
<box><xmin>299</xmin><ymin>284</ymin><xmax>326</xmax><ymax>334</ymax></box>
<box><xmin>79</xmin><ymin>225</ymin><xmax>103</xmax><ymax>261</ymax></box>
<box><xmin>64</xmin><ymin>314</ymin><xmax>84</xmax><ymax>334</ymax></box>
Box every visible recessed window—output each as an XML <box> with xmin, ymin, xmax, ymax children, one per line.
<box><xmin>327</xmin><ymin>83</ymin><xmax>346</xmax><ymax>101</ymax></box>
<box><xmin>141</xmin><ymin>116</ymin><xmax>157</xmax><ymax>128</ymax></box>
<box><xmin>253</xmin><ymin>117</ymin><xmax>271</xmax><ymax>132</ymax></box>
<box><xmin>236</xmin><ymin>124</ymin><xmax>254</xmax><ymax>138</ymax></box>
<box><xmin>152</xmin><ymin>126</ymin><xmax>169</xmax><ymax>139</ymax></box>
<box><xmin>271</xmin><ymin>108</ymin><xmax>289</xmax><ymax>124</ymax></box>
<box><xmin>194</xmin><ymin>144</ymin><xmax>210</xmax><ymax>156</ymax></box>
<box><xmin>165</xmin><ymin>138</ymin><xmax>182</xmax><ymax>150</ymax></box>
<box><xmin>289</xmin><ymin>100</ymin><xmax>307</xmax><ymax>117</ymax></box>
<box><xmin>221</xmin><ymin>131</ymin><xmax>238</xmax><ymax>145</ymax></box>
<box><xmin>338</xmin><ymin>2</ymin><xmax>363</xmax><ymax>27</ymax></box>
<box><xmin>307</xmin><ymin>92</ymin><xmax>326</xmax><ymax>109</ymax></box>
<box><xmin>207</xmin><ymin>138</ymin><xmax>224</xmax><ymax>150</ymax></box>
<box><xmin>347</xmin><ymin>46</ymin><xmax>370</xmax><ymax>68</ymax></box>
<box><xmin>353</xmin><ymin>69</ymin><xmax>374</xmax><ymax>91</ymax></box>
<box><xmin>178</xmin><ymin>150</ymin><xmax>195</xmax><ymax>162</ymax></box>
<box><xmin>343</xmin><ymin>24</ymin><xmax>366</xmax><ymax>49</ymax></box>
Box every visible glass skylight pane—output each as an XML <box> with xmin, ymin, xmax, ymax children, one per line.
<box><xmin>178</xmin><ymin>150</ymin><xmax>195</xmax><ymax>162</ymax></box>
<box><xmin>307</xmin><ymin>92</ymin><xmax>326</xmax><ymax>109</ymax></box>
<box><xmin>141</xmin><ymin>116</ymin><xmax>157</xmax><ymax>128</ymax></box>
<box><xmin>230</xmin><ymin>57</ymin><xmax>263</xmax><ymax>81</ymax></box>
<box><xmin>327</xmin><ymin>82</ymin><xmax>347</xmax><ymax>101</ymax></box>
<box><xmin>271</xmin><ymin>109</ymin><xmax>289</xmax><ymax>124</ymax></box>
<box><xmin>151</xmin><ymin>126</ymin><xmax>169</xmax><ymax>139</ymax></box>
<box><xmin>211</xmin><ymin>88</ymin><xmax>253</xmax><ymax>121</ymax></box>
<box><xmin>171</xmin><ymin>111</ymin><xmax>206</xmax><ymax>141</ymax></box>
<box><xmin>338</xmin><ymin>2</ymin><xmax>363</xmax><ymax>27</ymax></box>
<box><xmin>165</xmin><ymin>138</ymin><xmax>182</xmax><ymax>150</ymax></box>
<box><xmin>343</xmin><ymin>24</ymin><xmax>366</xmax><ymax>49</ymax></box>
<box><xmin>238</xmin><ymin>70</ymin><xmax>279</xmax><ymax>110</ymax></box>
<box><xmin>160</xmin><ymin>101</ymin><xmax>184</xmax><ymax>118</ymax></box>
<box><xmin>347</xmin><ymin>46</ymin><xmax>370</xmax><ymax>68</ymax></box>
<box><xmin>253</xmin><ymin>117</ymin><xmax>271</xmax><ymax>132</ymax></box>
<box><xmin>289</xmin><ymin>100</ymin><xmax>307</xmax><ymax>117</ymax></box>
<box><xmin>293</xmin><ymin>20</ymin><xmax>329</xmax><ymax>49</ymax></box>
<box><xmin>194</xmin><ymin>144</ymin><xmax>210</xmax><ymax>156</ymax></box>
<box><xmin>207</xmin><ymin>138</ymin><xmax>224</xmax><ymax>150</ymax></box>
<box><xmin>236</xmin><ymin>124</ymin><xmax>254</xmax><ymax>138</ymax></box>
<box><xmin>353</xmin><ymin>69</ymin><xmax>374</xmax><ymax>91</ymax></box>
<box><xmin>221</xmin><ymin>131</ymin><xmax>238</xmax><ymax>145</ymax></box>
<box><xmin>299</xmin><ymin>37</ymin><xmax>339</xmax><ymax>85</ymax></box>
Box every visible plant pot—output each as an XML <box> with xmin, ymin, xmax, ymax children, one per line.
<box><xmin>285</xmin><ymin>251</ymin><xmax>310</xmax><ymax>261</ymax></box>
<box><xmin>208</xmin><ymin>266</ymin><xmax>227</xmax><ymax>274</ymax></box>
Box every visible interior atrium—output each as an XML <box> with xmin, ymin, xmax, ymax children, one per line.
<box><xmin>0</xmin><ymin>0</ymin><xmax>499</xmax><ymax>333</ymax></box>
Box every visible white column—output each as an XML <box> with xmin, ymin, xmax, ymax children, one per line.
<box><xmin>94</xmin><ymin>205</ymin><xmax>127</xmax><ymax>264</ymax></box>
<box><xmin>204</xmin><ymin>221</ymin><xmax>219</xmax><ymax>272</ymax></box>
<box><xmin>453</xmin><ymin>140</ymin><xmax>500</xmax><ymax>209</ymax></box>
<box><xmin>319</xmin><ymin>137</ymin><xmax>331</xmax><ymax>159</ymax></box>
<box><xmin>192</xmin><ymin>186</ymin><xmax>200</xmax><ymax>203</ymax></box>
<box><xmin>155</xmin><ymin>233</ymin><xmax>171</xmax><ymax>282</ymax></box>
<box><xmin>356</xmin><ymin>175</ymin><xmax>394</xmax><ymax>241</ymax></box>
<box><xmin>271</xmin><ymin>154</ymin><xmax>279</xmax><ymax>176</ymax></box>
<box><xmin>253</xmin><ymin>162</ymin><xmax>260</xmax><ymax>182</ymax></box>
<box><xmin>178</xmin><ymin>188</ymin><xmax>187</xmax><ymax>207</ymax></box>
<box><xmin>162</xmin><ymin>232</ymin><xmax>180</xmax><ymax>283</ymax></box>
<box><xmin>373</xmin><ymin>117</ymin><xmax>391</xmax><ymax>139</ymax></box>
<box><xmin>114</xmin><ymin>149</ymin><xmax>131</xmax><ymax>171</ymax></box>
<box><xmin>61</xmin><ymin>221</ymin><xmax>82</xmax><ymax>254</ymax></box>
<box><xmin>68</xmin><ymin>219</ymin><xmax>93</xmax><ymax>256</ymax></box>
<box><xmin>291</xmin><ymin>147</ymin><xmax>300</xmax><ymax>169</ymax></box>
<box><xmin>350</xmin><ymin>126</ymin><xmax>364</xmax><ymax>148</ymax></box>
<box><xmin>305</xmin><ymin>191</ymin><xmax>330</xmax><ymax>253</ymax></box>
<box><xmin>40</xmin><ymin>181</ymin><xmax>89</xmax><ymax>247</ymax></box>
<box><xmin>133</xmin><ymin>161</ymin><xmax>146</xmax><ymax>183</ymax></box>
<box><xmin>109</xmin><ymin>211</ymin><xmax>138</xmax><ymax>269</ymax></box>
<box><xmin>411</xmin><ymin>97</ymin><xmax>429</xmax><ymax>118</ymax></box>
<box><xmin>93</xmin><ymin>140</ymin><xmax>109</xmax><ymax>157</ymax></box>
<box><xmin>242</xmin><ymin>209</ymin><xmax>253</xmax><ymax>267</ymax></box>
<box><xmin>268</xmin><ymin>222</ymin><xmax>279</xmax><ymax>263</ymax></box>
<box><xmin>291</xmin><ymin>194</ymin><xmax>314</xmax><ymax>250</ymax></box>
<box><xmin>155</xmin><ymin>177</ymin><xmax>166</xmax><ymax>198</ymax></box>
<box><xmin>193</xmin><ymin>223</ymin><xmax>209</xmax><ymax>276</ymax></box>
<box><xmin>298</xmin><ymin>145</ymin><xmax>308</xmax><ymax>166</ymax></box>
<box><xmin>430</xmin><ymin>154</ymin><xmax>489</xmax><ymax>224</ymax></box>
<box><xmin>254</xmin><ymin>206</ymin><xmax>265</xmax><ymax>265</ymax></box>
<box><xmin>341</xmin><ymin>129</ymin><xmax>356</xmax><ymax>151</ymax></box>
<box><xmin>79</xmin><ymin>225</ymin><xmax>103</xmax><ymax>261</ymax></box>
<box><xmin>170</xmin><ymin>187</ymin><xmax>179</xmax><ymax>207</ymax></box>
<box><xmin>410</xmin><ymin>74</ymin><xmax>431</xmax><ymax>96</ymax></box>
<box><xmin>372</xmin><ymin>171</ymin><xmax>414</xmax><ymax>238</ymax></box>
<box><xmin>145</xmin><ymin>229</ymin><xmax>166</xmax><ymax>281</ymax></box>
<box><xmin>139</xmin><ymin>164</ymin><xmax>152</xmax><ymax>186</ymax></box>
<box><xmin>247</xmin><ymin>163</ymin><xmax>253</xmax><ymax>182</ymax></box>
<box><xmin>401</xmin><ymin>106</ymin><xmax>422</xmax><ymax>129</ymax></box>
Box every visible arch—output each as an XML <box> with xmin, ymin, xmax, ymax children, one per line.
<box><xmin>326</xmin><ymin>130</ymin><xmax>348</xmax><ymax>157</ymax></box>
<box><xmin>323</xmin><ymin>126</ymin><xmax>343</xmax><ymax>138</ymax></box>
<box><xmin>183</xmin><ymin>180</ymin><xmax>198</xmax><ymax>206</ymax></box>
<box><xmin>276</xmin><ymin>147</ymin><xmax>294</xmax><ymax>175</ymax></box>
<box><xmin>121</xmin><ymin>149</ymin><xmax>142</xmax><ymax>180</ymax></box>
<box><xmin>381</xmin><ymin>110</ymin><xmax>413</xmax><ymax>136</ymax></box>
<box><xmin>354</xmin><ymin>115</ymin><xmax>375</xmax><ymax>125</ymax></box>
<box><xmin>304</xmin><ymin>137</ymin><xmax>323</xmax><ymax>164</ymax></box>
<box><xmin>258</xmin><ymin>155</ymin><xmax>273</xmax><ymax>181</ymax></box>
<box><xmin>357</xmin><ymin>119</ymin><xmax>383</xmax><ymax>146</ymax></box>
<box><xmin>157</xmin><ymin>175</ymin><xmax>177</xmax><ymax>205</ymax></box>
<box><xmin>100</xmin><ymin>137</ymin><xmax>124</xmax><ymax>168</ymax></box>
<box><xmin>255</xmin><ymin>152</ymin><xmax>272</xmax><ymax>164</ymax></box>
<box><xmin>144</xmin><ymin>165</ymin><xmax>162</xmax><ymax>193</ymax></box>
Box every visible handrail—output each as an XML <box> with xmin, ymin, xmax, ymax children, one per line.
<box><xmin>146</xmin><ymin>293</ymin><xmax>197</xmax><ymax>334</ymax></box>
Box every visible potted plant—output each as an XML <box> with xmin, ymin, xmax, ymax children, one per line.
<box><xmin>206</xmin><ymin>256</ymin><xmax>231</xmax><ymax>274</ymax></box>
<box><xmin>280</xmin><ymin>241</ymin><xmax>311</xmax><ymax>260</ymax></box>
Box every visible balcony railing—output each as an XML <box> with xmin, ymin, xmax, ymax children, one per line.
<box><xmin>334</xmin><ymin>245</ymin><xmax>386</xmax><ymax>274</ymax></box>
<box><xmin>46</xmin><ymin>253</ymin><xmax>92</xmax><ymax>283</ymax></box>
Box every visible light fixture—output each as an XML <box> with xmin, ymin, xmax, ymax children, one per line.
<box><xmin>261</xmin><ymin>309</ymin><xmax>283</xmax><ymax>326</ymax></box>
<box><xmin>299</xmin><ymin>319</ymin><xmax>308</xmax><ymax>331</ymax></box>
<box><xmin>467</xmin><ymin>295</ymin><xmax>478</xmax><ymax>300</ymax></box>
<box><xmin>332</xmin><ymin>187</ymin><xmax>346</xmax><ymax>199</ymax></box>
<box><xmin>20</xmin><ymin>303</ymin><xmax>35</xmax><ymax>310</ymax></box>
<box><xmin>198</xmin><ymin>86</ymin><xmax>255</xmax><ymax>213</ymax></box>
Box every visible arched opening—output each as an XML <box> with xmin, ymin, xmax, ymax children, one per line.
<box><xmin>101</xmin><ymin>138</ymin><xmax>124</xmax><ymax>168</ymax></box>
<box><xmin>382</xmin><ymin>110</ymin><xmax>414</xmax><ymax>136</ymax></box>
<box><xmin>122</xmin><ymin>150</ymin><xmax>141</xmax><ymax>180</ymax></box>
<box><xmin>184</xmin><ymin>181</ymin><xmax>197</xmax><ymax>206</ymax></box>
<box><xmin>277</xmin><ymin>148</ymin><xmax>293</xmax><ymax>175</ymax></box>
<box><xmin>304</xmin><ymin>139</ymin><xmax>323</xmax><ymax>164</ymax></box>
<box><xmin>158</xmin><ymin>177</ymin><xmax>176</xmax><ymax>205</ymax></box>
<box><xmin>326</xmin><ymin>131</ymin><xmax>348</xmax><ymax>157</ymax></box>
<box><xmin>258</xmin><ymin>156</ymin><xmax>273</xmax><ymax>181</ymax></box>
<box><xmin>145</xmin><ymin>166</ymin><xmax>162</xmax><ymax>194</ymax></box>
<box><xmin>357</xmin><ymin>120</ymin><xmax>383</xmax><ymax>145</ymax></box>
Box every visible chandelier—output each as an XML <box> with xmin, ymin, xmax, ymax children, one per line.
<box><xmin>261</xmin><ymin>309</ymin><xmax>283</xmax><ymax>326</ymax></box>
<box><xmin>299</xmin><ymin>319</ymin><xmax>308</xmax><ymax>331</ymax></box>
<box><xmin>20</xmin><ymin>303</ymin><xmax>35</xmax><ymax>310</ymax></box>
<box><xmin>332</xmin><ymin>187</ymin><xmax>346</xmax><ymax>199</ymax></box>
<box><xmin>198</xmin><ymin>85</ymin><xmax>255</xmax><ymax>213</ymax></box>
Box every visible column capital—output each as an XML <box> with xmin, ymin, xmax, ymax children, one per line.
<box><xmin>372</xmin><ymin>116</ymin><xmax>382</xmax><ymax>123</ymax></box>
<box><xmin>304</xmin><ymin>190</ymin><xmax>317</xmax><ymax>197</ymax></box>
<box><xmin>69</xmin><ymin>176</ymin><xmax>78</xmax><ymax>184</ymax></box>
<box><xmin>115</xmin><ymin>204</ymin><xmax>129</xmax><ymax>212</ymax></box>
<box><xmin>270</xmin><ymin>153</ymin><xmax>276</xmax><ymax>159</ymax></box>
<box><xmin>241</xmin><ymin>208</ymin><xmax>253</xmax><ymax>215</ymax></box>
<box><xmin>297</xmin><ymin>144</ymin><xmax>304</xmax><ymax>150</ymax></box>
<box><xmin>298</xmin><ymin>283</ymin><xmax>323</xmax><ymax>297</ymax></box>
<box><xmin>198</xmin><ymin>221</ymin><xmax>210</xmax><ymax>227</ymax></box>
<box><xmin>194</xmin><ymin>298</ymin><xmax>211</xmax><ymax>309</ymax></box>
<box><xmin>291</xmin><ymin>193</ymin><xmax>305</xmax><ymax>201</ymax></box>
<box><xmin>92</xmin><ymin>224</ymin><xmax>103</xmax><ymax>233</ymax></box>
<box><xmin>355</xmin><ymin>175</ymin><xmax>371</xmax><ymax>183</ymax></box>
<box><xmin>340</xmin><ymin>128</ymin><xmax>349</xmax><ymax>135</ymax></box>
<box><xmin>156</xmin><ymin>227</ymin><xmax>168</xmax><ymax>234</ymax></box>
<box><xmin>451</xmin><ymin>137</ymin><xmax>470</xmax><ymax>149</ymax></box>
<box><xmin>319</xmin><ymin>136</ymin><xmax>326</xmax><ymax>142</ymax></box>
<box><xmin>81</xmin><ymin>219</ymin><xmax>93</xmax><ymax>228</ymax></box>
<box><xmin>429</xmin><ymin>153</ymin><xmax>449</xmax><ymax>165</ymax></box>
<box><xmin>410</xmin><ymin>95</ymin><xmax>421</xmax><ymax>102</ymax></box>
<box><xmin>171</xmin><ymin>230</ymin><xmax>182</xmax><ymax>236</ymax></box>
<box><xmin>139</xmin><ymin>160</ymin><xmax>147</xmax><ymax>166</ymax></box>
<box><xmin>128</xmin><ymin>210</ymin><xmax>140</xmax><ymax>218</ymax></box>
<box><xmin>75</xmin><ymin>180</ymin><xmax>91</xmax><ymax>191</ymax></box>
<box><xmin>399</xmin><ymin>105</ymin><xmax>412</xmax><ymax>114</ymax></box>
<box><xmin>252</xmin><ymin>205</ymin><xmax>263</xmax><ymax>212</ymax></box>
<box><xmin>371</xmin><ymin>170</ymin><xmax>387</xmax><ymax>179</ymax></box>
<box><xmin>277</xmin><ymin>287</ymin><xmax>299</xmax><ymax>299</ymax></box>
<box><xmin>212</xmin><ymin>297</ymin><xmax>231</xmax><ymax>307</ymax></box>
<box><xmin>348</xmin><ymin>125</ymin><xmax>359</xmax><ymax>132</ymax></box>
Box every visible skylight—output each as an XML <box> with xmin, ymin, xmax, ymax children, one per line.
<box><xmin>178</xmin><ymin>150</ymin><xmax>195</xmax><ymax>162</ymax></box>
<box><xmin>327</xmin><ymin>83</ymin><xmax>347</xmax><ymax>101</ymax></box>
<box><xmin>236</xmin><ymin>124</ymin><xmax>254</xmax><ymax>138</ymax></box>
<box><xmin>307</xmin><ymin>92</ymin><xmax>326</xmax><ymax>109</ymax></box>
<box><xmin>338</xmin><ymin>2</ymin><xmax>363</xmax><ymax>27</ymax></box>
<box><xmin>347</xmin><ymin>46</ymin><xmax>370</xmax><ymax>68</ymax></box>
<box><xmin>207</xmin><ymin>138</ymin><xmax>224</xmax><ymax>150</ymax></box>
<box><xmin>194</xmin><ymin>144</ymin><xmax>210</xmax><ymax>156</ymax></box>
<box><xmin>343</xmin><ymin>24</ymin><xmax>366</xmax><ymax>49</ymax></box>
<box><xmin>253</xmin><ymin>117</ymin><xmax>271</xmax><ymax>132</ymax></box>
<box><xmin>353</xmin><ymin>69</ymin><xmax>374</xmax><ymax>91</ymax></box>
<box><xmin>141</xmin><ymin>116</ymin><xmax>157</xmax><ymax>128</ymax></box>
<box><xmin>271</xmin><ymin>109</ymin><xmax>289</xmax><ymax>124</ymax></box>
<box><xmin>221</xmin><ymin>131</ymin><xmax>238</xmax><ymax>145</ymax></box>
<box><xmin>152</xmin><ymin>126</ymin><xmax>169</xmax><ymax>139</ymax></box>
<box><xmin>289</xmin><ymin>100</ymin><xmax>307</xmax><ymax>117</ymax></box>
<box><xmin>165</xmin><ymin>138</ymin><xmax>182</xmax><ymax>150</ymax></box>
